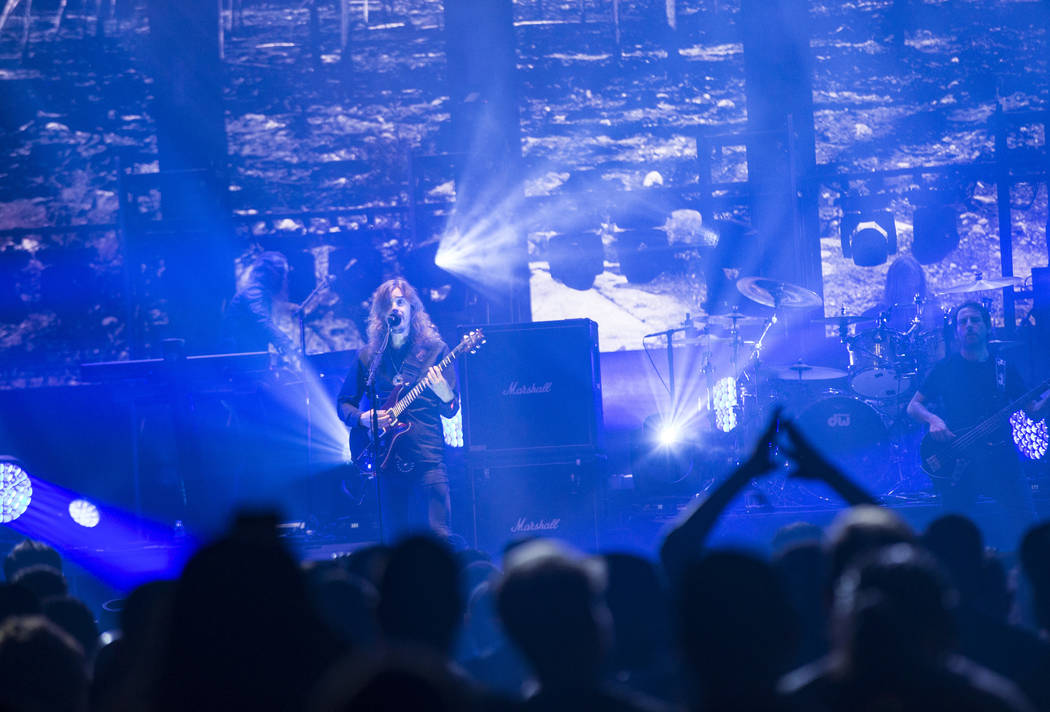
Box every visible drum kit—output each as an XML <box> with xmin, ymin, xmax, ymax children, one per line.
<box><xmin>657</xmin><ymin>271</ymin><xmax>1025</xmax><ymax>503</ymax></box>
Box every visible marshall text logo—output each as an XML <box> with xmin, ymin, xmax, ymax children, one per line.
<box><xmin>510</xmin><ymin>517</ymin><xmax>562</xmax><ymax>533</ymax></box>
<box><xmin>502</xmin><ymin>381</ymin><xmax>553</xmax><ymax>396</ymax></box>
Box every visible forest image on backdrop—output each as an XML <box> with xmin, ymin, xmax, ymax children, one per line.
<box><xmin>0</xmin><ymin>0</ymin><xmax>1048</xmax><ymax>384</ymax></box>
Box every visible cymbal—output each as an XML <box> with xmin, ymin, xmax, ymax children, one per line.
<box><xmin>939</xmin><ymin>275</ymin><xmax>1022</xmax><ymax>294</ymax></box>
<box><xmin>773</xmin><ymin>362</ymin><xmax>848</xmax><ymax>381</ymax></box>
<box><xmin>989</xmin><ymin>339</ymin><xmax>1024</xmax><ymax>351</ymax></box>
<box><xmin>737</xmin><ymin>276</ymin><xmax>823</xmax><ymax>309</ymax></box>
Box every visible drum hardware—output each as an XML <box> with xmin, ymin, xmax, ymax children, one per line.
<box><xmin>773</xmin><ymin>361</ymin><xmax>849</xmax><ymax>382</ymax></box>
<box><xmin>736</xmin><ymin>276</ymin><xmax>824</xmax><ymax>309</ymax></box>
<box><xmin>704</xmin><ymin>310</ymin><xmax>768</xmax><ymax>330</ymax></box>
<box><xmin>939</xmin><ymin>272</ymin><xmax>1023</xmax><ymax>295</ymax></box>
<box><xmin>734</xmin><ymin>276</ymin><xmax>826</xmax><ymax>398</ymax></box>
<box><xmin>814</xmin><ymin>313</ymin><xmax>874</xmax><ymax>329</ymax></box>
<box><xmin>842</xmin><ymin>308</ymin><xmax>918</xmax><ymax>400</ymax></box>
<box><xmin>790</xmin><ymin>395</ymin><xmax>894</xmax><ymax>500</ymax></box>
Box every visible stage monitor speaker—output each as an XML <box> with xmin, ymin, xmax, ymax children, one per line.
<box><xmin>471</xmin><ymin>460</ymin><xmax>600</xmax><ymax>554</ymax></box>
<box><xmin>460</xmin><ymin>319</ymin><xmax>603</xmax><ymax>461</ymax></box>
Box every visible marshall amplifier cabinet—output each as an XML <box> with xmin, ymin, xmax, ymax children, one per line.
<box><xmin>471</xmin><ymin>458</ymin><xmax>602</xmax><ymax>553</ymax></box>
<box><xmin>460</xmin><ymin>319</ymin><xmax>604</xmax><ymax>462</ymax></box>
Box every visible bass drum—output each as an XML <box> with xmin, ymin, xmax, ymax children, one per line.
<box><xmin>794</xmin><ymin>396</ymin><xmax>892</xmax><ymax>497</ymax></box>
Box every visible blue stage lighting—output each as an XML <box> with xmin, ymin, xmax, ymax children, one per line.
<box><xmin>712</xmin><ymin>377</ymin><xmax>739</xmax><ymax>433</ymax></box>
<box><xmin>631</xmin><ymin>414</ymin><xmax>696</xmax><ymax>494</ymax></box>
<box><xmin>441</xmin><ymin>410</ymin><xmax>464</xmax><ymax>448</ymax></box>
<box><xmin>656</xmin><ymin>420</ymin><xmax>683</xmax><ymax>447</ymax></box>
<box><xmin>0</xmin><ymin>458</ymin><xmax>33</xmax><ymax>523</ymax></box>
<box><xmin>1011</xmin><ymin>410</ymin><xmax>1048</xmax><ymax>460</ymax></box>
<box><xmin>68</xmin><ymin>499</ymin><xmax>101</xmax><ymax>528</ymax></box>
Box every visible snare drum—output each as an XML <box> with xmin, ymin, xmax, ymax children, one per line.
<box><xmin>848</xmin><ymin>327</ymin><xmax>913</xmax><ymax>399</ymax></box>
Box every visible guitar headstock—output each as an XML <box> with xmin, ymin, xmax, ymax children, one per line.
<box><xmin>460</xmin><ymin>328</ymin><xmax>485</xmax><ymax>354</ymax></box>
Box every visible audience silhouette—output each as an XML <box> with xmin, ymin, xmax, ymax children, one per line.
<box><xmin>2</xmin><ymin>409</ymin><xmax>1050</xmax><ymax>712</ymax></box>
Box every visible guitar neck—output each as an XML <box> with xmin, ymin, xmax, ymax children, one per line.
<box><xmin>960</xmin><ymin>377</ymin><xmax>1050</xmax><ymax>443</ymax></box>
<box><xmin>389</xmin><ymin>345</ymin><xmax>463</xmax><ymax>419</ymax></box>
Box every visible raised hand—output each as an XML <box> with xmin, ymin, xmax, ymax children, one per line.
<box><xmin>778</xmin><ymin>417</ymin><xmax>840</xmax><ymax>481</ymax></box>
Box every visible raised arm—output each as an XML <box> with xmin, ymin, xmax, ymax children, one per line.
<box><xmin>660</xmin><ymin>412</ymin><xmax>780</xmax><ymax>582</ymax></box>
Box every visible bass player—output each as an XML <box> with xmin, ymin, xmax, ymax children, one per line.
<box><xmin>338</xmin><ymin>278</ymin><xmax>459</xmax><ymax>541</ymax></box>
<box><xmin>907</xmin><ymin>300</ymin><xmax>1048</xmax><ymax>539</ymax></box>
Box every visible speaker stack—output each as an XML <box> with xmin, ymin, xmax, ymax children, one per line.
<box><xmin>459</xmin><ymin>319</ymin><xmax>605</xmax><ymax>554</ymax></box>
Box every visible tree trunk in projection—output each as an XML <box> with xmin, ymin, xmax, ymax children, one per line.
<box><xmin>740</xmin><ymin>0</ymin><xmax>822</xmax><ymax>301</ymax></box>
<box><xmin>138</xmin><ymin>0</ymin><xmax>233</xmax><ymax>355</ymax></box>
<box><xmin>443</xmin><ymin>0</ymin><xmax>531</xmax><ymax>323</ymax></box>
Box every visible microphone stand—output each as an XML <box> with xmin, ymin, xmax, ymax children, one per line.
<box><xmin>643</xmin><ymin>323</ymin><xmax>691</xmax><ymax>407</ymax></box>
<box><xmin>364</xmin><ymin>326</ymin><xmax>391</xmax><ymax>544</ymax></box>
<box><xmin>295</xmin><ymin>276</ymin><xmax>330</xmax><ymax>356</ymax></box>
<box><xmin>294</xmin><ymin>277</ymin><xmax>330</xmax><ymax>469</ymax></box>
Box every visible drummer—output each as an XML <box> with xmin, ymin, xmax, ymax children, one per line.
<box><xmin>862</xmin><ymin>255</ymin><xmax>943</xmax><ymax>334</ymax></box>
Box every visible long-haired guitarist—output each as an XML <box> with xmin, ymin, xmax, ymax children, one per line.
<box><xmin>337</xmin><ymin>278</ymin><xmax>459</xmax><ymax>540</ymax></box>
<box><xmin>907</xmin><ymin>301</ymin><xmax>1048</xmax><ymax>537</ymax></box>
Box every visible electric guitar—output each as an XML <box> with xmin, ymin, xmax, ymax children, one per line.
<box><xmin>350</xmin><ymin>329</ymin><xmax>484</xmax><ymax>474</ymax></box>
<box><xmin>919</xmin><ymin>377</ymin><xmax>1050</xmax><ymax>484</ymax></box>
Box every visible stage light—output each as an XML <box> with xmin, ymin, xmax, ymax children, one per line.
<box><xmin>656</xmin><ymin>420</ymin><xmax>683</xmax><ymax>447</ymax></box>
<box><xmin>441</xmin><ymin>410</ymin><xmax>463</xmax><ymax>448</ymax></box>
<box><xmin>1011</xmin><ymin>410</ymin><xmax>1048</xmax><ymax>460</ymax></box>
<box><xmin>398</xmin><ymin>241</ymin><xmax>474</xmax><ymax>320</ymax></box>
<box><xmin>912</xmin><ymin>204</ymin><xmax>959</xmax><ymax>265</ymax></box>
<box><xmin>546</xmin><ymin>231</ymin><xmax>605</xmax><ymax>290</ymax></box>
<box><xmin>68</xmin><ymin>499</ymin><xmax>101</xmax><ymax>528</ymax></box>
<box><xmin>0</xmin><ymin>458</ymin><xmax>32</xmax><ymax>523</ymax></box>
<box><xmin>840</xmin><ymin>210</ymin><xmax>897</xmax><ymax>267</ymax></box>
<box><xmin>630</xmin><ymin>414</ymin><xmax>695</xmax><ymax>494</ymax></box>
<box><xmin>712</xmin><ymin>376</ymin><xmax>738</xmax><ymax>432</ymax></box>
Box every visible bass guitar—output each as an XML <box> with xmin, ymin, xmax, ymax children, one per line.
<box><xmin>351</xmin><ymin>329</ymin><xmax>484</xmax><ymax>474</ymax></box>
<box><xmin>919</xmin><ymin>377</ymin><xmax>1050</xmax><ymax>484</ymax></box>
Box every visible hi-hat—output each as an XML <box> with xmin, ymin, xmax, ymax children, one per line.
<box><xmin>773</xmin><ymin>362</ymin><xmax>848</xmax><ymax>381</ymax></box>
<box><xmin>706</xmin><ymin>312</ymin><xmax>768</xmax><ymax>329</ymax></box>
<box><xmin>737</xmin><ymin>276</ymin><xmax>823</xmax><ymax>308</ymax></box>
<box><xmin>939</xmin><ymin>273</ymin><xmax>1022</xmax><ymax>295</ymax></box>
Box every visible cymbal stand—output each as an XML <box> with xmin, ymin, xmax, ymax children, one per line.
<box><xmin>700</xmin><ymin>323</ymin><xmax>715</xmax><ymax>415</ymax></box>
<box><xmin>882</xmin><ymin>302</ymin><xmax>923</xmax><ymax>498</ymax></box>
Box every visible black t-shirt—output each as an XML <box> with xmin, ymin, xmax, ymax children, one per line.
<box><xmin>338</xmin><ymin>338</ymin><xmax>459</xmax><ymax>467</ymax></box>
<box><xmin>918</xmin><ymin>353</ymin><xmax>1026</xmax><ymax>432</ymax></box>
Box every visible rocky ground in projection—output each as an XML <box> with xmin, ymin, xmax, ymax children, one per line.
<box><xmin>0</xmin><ymin>0</ymin><xmax>1046</xmax><ymax>381</ymax></box>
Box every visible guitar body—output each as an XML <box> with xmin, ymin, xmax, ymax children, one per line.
<box><xmin>351</xmin><ymin>421</ymin><xmax>412</xmax><ymax>474</ymax></box>
<box><xmin>919</xmin><ymin>426</ymin><xmax>1009</xmax><ymax>486</ymax></box>
<box><xmin>345</xmin><ymin>329</ymin><xmax>486</xmax><ymax>476</ymax></box>
<box><xmin>918</xmin><ymin>429</ymin><xmax>968</xmax><ymax>484</ymax></box>
<box><xmin>917</xmin><ymin>377</ymin><xmax>1050</xmax><ymax>487</ymax></box>
<box><xmin>349</xmin><ymin>385</ymin><xmax>413</xmax><ymax>474</ymax></box>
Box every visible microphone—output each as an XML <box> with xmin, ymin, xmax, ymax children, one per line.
<box><xmin>387</xmin><ymin>313</ymin><xmax>403</xmax><ymax>328</ymax></box>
